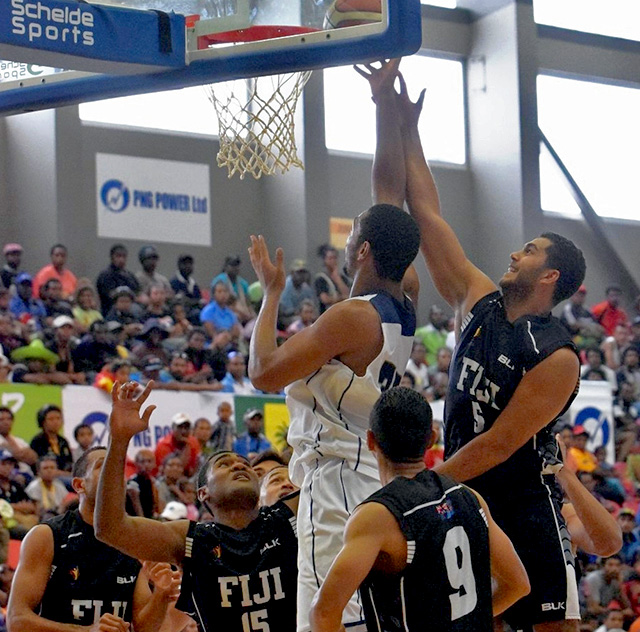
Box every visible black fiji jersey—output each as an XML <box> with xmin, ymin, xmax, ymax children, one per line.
<box><xmin>359</xmin><ymin>471</ymin><xmax>492</xmax><ymax>632</ymax></box>
<box><xmin>176</xmin><ymin>501</ymin><xmax>298</xmax><ymax>632</ymax></box>
<box><xmin>445</xmin><ymin>291</ymin><xmax>579</xmax><ymax>505</ymax></box>
<box><xmin>39</xmin><ymin>509</ymin><xmax>141</xmax><ymax>625</ymax></box>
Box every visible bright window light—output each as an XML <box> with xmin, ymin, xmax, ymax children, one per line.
<box><xmin>78</xmin><ymin>81</ymin><xmax>245</xmax><ymax>135</ymax></box>
<box><xmin>537</xmin><ymin>74</ymin><xmax>640</xmax><ymax>221</ymax></box>
<box><xmin>533</xmin><ymin>0</ymin><xmax>640</xmax><ymax>41</ymax></box>
<box><xmin>421</xmin><ymin>0</ymin><xmax>457</xmax><ymax>7</ymax></box>
<box><xmin>324</xmin><ymin>56</ymin><xmax>466</xmax><ymax>165</ymax></box>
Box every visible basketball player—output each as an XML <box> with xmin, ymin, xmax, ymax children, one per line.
<box><xmin>248</xmin><ymin>62</ymin><xmax>420</xmax><ymax>632</ymax></box>
<box><xmin>310</xmin><ymin>387</ymin><xmax>530</xmax><ymax>632</ymax></box>
<box><xmin>7</xmin><ymin>445</ymin><xmax>180</xmax><ymax>632</ymax></box>
<box><xmin>364</xmin><ymin>60</ymin><xmax>586</xmax><ymax>630</ymax></box>
<box><xmin>94</xmin><ymin>381</ymin><xmax>300</xmax><ymax>632</ymax></box>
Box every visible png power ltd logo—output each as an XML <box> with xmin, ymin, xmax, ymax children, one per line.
<box><xmin>100</xmin><ymin>179</ymin><xmax>130</xmax><ymax>213</ymax></box>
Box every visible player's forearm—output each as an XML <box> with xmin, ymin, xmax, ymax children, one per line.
<box><xmin>404</xmin><ymin>124</ymin><xmax>442</xmax><ymax>223</ymax></box>
<box><xmin>135</xmin><ymin>588</ymin><xmax>174</xmax><ymax>632</ymax></box>
<box><xmin>492</xmin><ymin>577</ymin><xmax>530</xmax><ymax>616</ymax></box>
<box><xmin>309</xmin><ymin>602</ymin><xmax>347</xmax><ymax>632</ymax></box>
<box><xmin>435</xmin><ymin>432</ymin><xmax>510</xmax><ymax>482</ymax></box>
<box><xmin>248</xmin><ymin>292</ymin><xmax>280</xmax><ymax>390</ymax></box>
<box><xmin>8</xmin><ymin>610</ymin><xmax>88</xmax><ymax>632</ymax></box>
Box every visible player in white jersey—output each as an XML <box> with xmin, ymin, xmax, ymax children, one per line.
<box><xmin>248</xmin><ymin>60</ymin><xmax>421</xmax><ymax>632</ymax></box>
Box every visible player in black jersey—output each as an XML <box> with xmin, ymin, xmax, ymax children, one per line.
<box><xmin>94</xmin><ymin>381</ymin><xmax>300</xmax><ymax>632</ymax></box>
<box><xmin>309</xmin><ymin>387</ymin><xmax>529</xmax><ymax>632</ymax></box>
<box><xmin>364</xmin><ymin>60</ymin><xmax>587</xmax><ymax>631</ymax></box>
<box><xmin>7</xmin><ymin>445</ymin><xmax>180</xmax><ymax>632</ymax></box>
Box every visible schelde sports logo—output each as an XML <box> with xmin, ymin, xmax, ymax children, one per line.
<box><xmin>101</xmin><ymin>179</ymin><xmax>130</xmax><ymax>213</ymax></box>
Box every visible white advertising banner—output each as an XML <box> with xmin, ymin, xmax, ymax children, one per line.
<box><xmin>62</xmin><ymin>385</ymin><xmax>232</xmax><ymax>458</ymax></box>
<box><xmin>96</xmin><ymin>153</ymin><xmax>211</xmax><ymax>246</ymax></box>
<box><xmin>569</xmin><ymin>380</ymin><xmax>615</xmax><ymax>464</ymax></box>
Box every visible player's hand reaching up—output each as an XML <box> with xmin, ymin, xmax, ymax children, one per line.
<box><xmin>396</xmin><ymin>73</ymin><xmax>425</xmax><ymax>130</ymax></box>
<box><xmin>249</xmin><ymin>235</ymin><xmax>286</xmax><ymax>297</ymax></box>
<box><xmin>89</xmin><ymin>612</ymin><xmax>130</xmax><ymax>632</ymax></box>
<box><xmin>354</xmin><ymin>58</ymin><xmax>401</xmax><ymax>102</ymax></box>
<box><xmin>109</xmin><ymin>381</ymin><xmax>156</xmax><ymax>443</ymax></box>
<box><xmin>143</xmin><ymin>561</ymin><xmax>182</xmax><ymax>603</ymax></box>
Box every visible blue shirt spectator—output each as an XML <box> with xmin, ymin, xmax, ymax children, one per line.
<box><xmin>232</xmin><ymin>409</ymin><xmax>271</xmax><ymax>458</ymax></box>
<box><xmin>9</xmin><ymin>273</ymin><xmax>46</xmax><ymax>328</ymax></box>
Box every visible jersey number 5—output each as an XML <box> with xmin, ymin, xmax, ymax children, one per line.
<box><xmin>443</xmin><ymin>526</ymin><xmax>478</xmax><ymax>621</ymax></box>
<box><xmin>242</xmin><ymin>609</ymin><xmax>269</xmax><ymax>631</ymax></box>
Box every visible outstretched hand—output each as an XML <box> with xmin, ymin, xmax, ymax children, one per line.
<box><xmin>354</xmin><ymin>58</ymin><xmax>401</xmax><ymax>102</ymax></box>
<box><xmin>248</xmin><ymin>235</ymin><xmax>286</xmax><ymax>297</ymax></box>
<box><xmin>109</xmin><ymin>381</ymin><xmax>156</xmax><ymax>443</ymax></box>
<box><xmin>396</xmin><ymin>72</ymin><xmax>426</xmax><ymax>129</ymax></box>
<box><xmin>143</xmin><ymin>561</ymin><xmax>182</xmax><ymax>603</ymax></box>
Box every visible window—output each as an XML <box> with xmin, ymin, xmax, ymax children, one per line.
<box><xmin>324</xmin><ymin>55</ymin><xmax>466</xmax><ymax>164</ymax></box>
<box><xmin>533</xmin><ymin>0</ymin><xmax>640</xmax><ymax>42</ymax></box>
<box><xmin>537</xmin><ymin>74</ymin><xmax>640</xmax><ymax>221</ymax></box>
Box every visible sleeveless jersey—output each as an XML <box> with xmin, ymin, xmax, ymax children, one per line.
<box><xmin>176</xmin><ymin>502</ymin><xmax>298</xmax><ymax>632</ymax></box>
<box><xmin>445</xmin><ymin>291</ymin><xmax>579</xmax><ymax>505</ymax></box>
<box><xmin>39</xmin><ymin>509</ymin><xmax>141</xmax><ymax>625</ymax></box>
<box><xmin>359</xmin><ymin>471</ymin><xmax>493</xmax><ymax>632</ymax></box>
<box><xmin>286</xmin><ymin>292</ymin><xmax>416</xmax><ymax>483</ymax></box>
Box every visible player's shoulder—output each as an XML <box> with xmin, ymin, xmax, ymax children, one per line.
<box><xmin>514</xmin><ymin>312</ymin><xmax>577</xmax><ymax>366</ymax></box>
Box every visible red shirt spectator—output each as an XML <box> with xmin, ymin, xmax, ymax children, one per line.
<box><xmin>32</xmin><ymin>244</ymin><xmax>77</xmax><ymax>300</ymax></box>
<box><xmin>154</xmin><ymin>412</ymin><xmax>201</xmax><ymax>477</ymax></box>
<box><xmin>592</xmin><ymin>286</ymin><xmax>630</xmax><ymax>337</ymax></box>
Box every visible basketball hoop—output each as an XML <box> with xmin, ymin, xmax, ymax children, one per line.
<box><xmin>200</xmin><ymin>26</ymin><xmax>316</xmax><ymax>179</ymax></box>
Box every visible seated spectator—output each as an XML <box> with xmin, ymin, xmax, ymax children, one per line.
<box><xmin>424</xmin><ymin>371</ymin><xmax>449</xmax><ymax>402</ymax></box>
<box><xmin>602</xmin><ymin>324</ymin><xmax>631</xmax><ymax>371</ymax></box>
<box><xmin>584</xmin><ymin>368</ymin><xmax>609</xmax><ymax>382</ymax></box>
<box><xmin>32</xmin><ymin>244</ymin><xmax>77</xmax><ymax>300</ymax></box>
<box><xmin>105</xmin><ymin>286</ymin><xmax>143</xmax><ymax>339</ymax></box>
<box><xmin>314</xmin><ymin>244</ymin><xmax>350</xmax><ymax>315</ymax></box>
<box><xmin>617</xmin><ymin>508</ymin><xmax>640</xmax><ymax>565</ymax></box>
<box><xmin>211</xmin><ymin>255</ymin><xmax>255</xmax><ymax>325</ymax></box>
<box><xmin>0</xmin><ymin>450</ymin><xmax>38</xmax><ymax>538</ymax></box>
<box><xmin>561</xmin><ymin>285</ymin><xmax>604</xmax><ymax>348</ymax></box>
<box><xmin>592</xmin><ymin>286</ymin><xmax>630</xmax><ymax>338</ymax></box>
<box><xmin>154</xmin><ymin>412</ymin><xmax>200</xmax><ymax>478</ymax></box>
<box><xmin>279</xmin><ymin>260</ymin><xmax>316</xmax><ymax>327</ymax></box>
<box><xmin>155</xmin><ymin>452</ymin><xmax>186</xmax><ymax>506</ymax></box>
<box><xmin>136</xmin><ymin>245</ymin><xmax>172</xmax><ymax>298</ymax></box>
<box><xmin>170</xmin><ymin>254</ymin><xmax>203</xmax><ymax>317</ymax></box>
<box><xmin>570</xmin><ymin>425</ymin><xmax>598</xmax><ymax>473</ymax></box>
<box><xmin>0</xmin><ymin>312</ymin><xmax>26</xmax><ymax>356</ymax></box>
<box><xmin>208</xmin><ymin>401</ymin><xmax>236</xmax><ymax>453</ymax></box>
<box><xmin>93</xmin><ymin>358</ymin><xmax>132</xmax><ymax>393</ymax></box>
<box><xmin>25</xmin><ymin>455</ymin><xmax>68</xmax><ymax>519</ymax></box>
<box><xmin>594</xmin><ymin>608</ymin><xmax>626</xmax><ymax>632</ymax></box>
<box><xmin>71</xmin><ymin>423</ymin><xmax>94</xmax><ymax>463</ymax></box>
<box><xmin>200</xmin><ymin>281</ymin><xmax>242</xmax><ymax>348</ymax></box>
<box><xmin>614</xmin><ymin>383</ymin><xmax>640</xmax><ymax>462</ymax></box>
<box><xmin>74</xmin><ymin>320</ymin><xmax>119</xmax><ymax>376</ymax></box>
<box><xmin>618</xmin><ymin>347</ymin><xmax>640</xmax><ymax>401</ymax></box>
<box><xmin>220</xmin><ymin>352</ymin><xmax>259</xmax><ymax>394</ymax></box>
<box><xmin>1</xmin><ymin>244</ymin><xmax>23</xmax><ymax>290</ymax></box>
<box><xmin>39</xmin><ymin>278</ymin><xmax>74</xmax><ymax>325</ymax></box>
<box><xmin>177</xmin><ymin>477</ymin><xmax>199</xmax><ymax>520</ymax></box>
<box><xmin>583</xmin><ymin>555</ymin><xmax>629</xmax><ymax>621</ymax></box>
<box><xmin>150</xmin><ymin>353</ymin><xmax>222</xmax><ymax>392</ymax></box>
<box><xmin>406</xmin><ymin>340</ymin><xmax>429</xmax><ymax>390</ymax></box>
<box><xmin>71</xmin><ymin>283</ymin><xmax>103</xmax><ymax>332</ymax></box>
<box><xmin>184</xmin><ymin>328</ymin><xmax>226</xmax><ymax>383</ymax></box>
<box><xmin>11</xmin><ymin>340</ymin><xmax>74</xmax><ymax>385</ymax></box>
<box><xmin>29</xmin><ymin>405</ymin><xmax>73</xmax><ymax>477</ymax></box>
<box><xmin>45</xmin><ymin>315</ymin><xmax>85</xmax><ymax>384</ymax></box>
<box><xmin>126</xmin><ymin>449</ymin><xmax>161</xmax><ymax>519</ymax></box>
<box><xmin>251</xmin><ymin>449</ymin><xmax>286</xmax><ymax>480</ymax></box>
<box><xmin>582</xmin><ymin>347</ymin><xmax>618</xmax><ymax>393</ymax></box>
<box><xmin>142</xmin><ymin>284</ymin><xmax>173</xmax><ymax>322</ymax></box>
<box><xmin>427</xmin><ymin>345</ymin><xmax>452</xmax><ymax>381</ymax></box>
<box><xmin>259</xmin><ymin>465</ymin><xmax>299</xmax><ymax>507</ymax></box>
<box><xmin>96</xmin><ymin>243</ymin><xmax>140</xmax><ymax>315</ymax></box>
<box><xmin>286</xmin><ymin>299</ymin><xmax>317</xmax><ymax>337</ymax></box>
<box><xmin>9</xmin><ymin>273</ymin><xmax>46</xmax><ymax>330</ymax></box>
<box><xmin>0</xmin><ymin>407</ymin><xmax>37</xmax><ymax>471</ymax></box>
<box><xmin>192</xmin><ymin>417</ymin><xmax>213</xmax><ymax>460</ymax></box>
<box><xmin>130</xmin><ymin>356</ymin><xmax>171</xmax><ymax>386</ymax></box>
<box><xmin>415</xmin><ymin>305</ymin><xmax>448</xmax><ymax>366</ymax></box>
<box><xmin>130</xmin><ymin>318</ymin><xmax>171</xmax><ymax>369</ymax></box>
<box><xmin>167</xmin><ymin>301</ymin><xmax>194</xmax><ymax>347</ymax></box>
<box><xmin>399</xmin><ymin>372</ymin><xmax>415</xmax><ymax>389</ymax></box>
<box><xmin>233</xmin><ymin>409</ymin><xmax>271</xmax><ymax>460</ymax></box>
<box><xmin>623</xmin><ymin>551</ymin><xmax>640</xmax><ymax>619</ymax></box>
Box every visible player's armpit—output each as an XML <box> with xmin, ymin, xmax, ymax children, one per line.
<box><xmin>401</xmin><ymin>264</ymin><xmax>420</xmax><ymax>308</ymax></box>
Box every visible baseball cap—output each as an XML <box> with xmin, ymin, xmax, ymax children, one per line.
<box><xmin>171</xmin><ymin>412</ymin><xmax>191</xmax><ymax>427</ymax></box>
<box><xmin>3</xmin><ymin>244</ymin><xmax>22</xmax><ymax>255</ymax></box>
<box><xmin>110</xmin><ymin>286</ymin><xmax>135</xmax><ymax>300</ymax></box>
<box><xmin>15</xmin><ymin>272</ymin><xmax>32</xmax><ymax>285</ymax></box>
<box><xmin>290</xmin><ymin>259</ymin><xmax>308</xmax><ymax>272</ymax></box>
<box><xmin>572</xmin><ymin>425</ymin><xmax>589</xmax><ymax>437</ymax></box>
<box><xmin>138</xmin><ymin>245</ymin><xmax>158</xmax><ymax>262</ymax></box>
<box><xmin>160</xmin><ymin>501</ymin><xmax>188</xmax><ymax>521</ymax></box>
<box><xmin>143</xmin><ymin>356</ymin><xmax>164</xmax><ymax>372</ymax></box>
<box><xmin>0</xmin><ymin>450</ymin><xmax>17</xmax><ymax>463</ymax></box>
<box><xmin>244</xmin><ymin>408</ymin><xmax>263</xmax><ymax>421</ymax></box>
<box><xmin>53</xmin><ymin>315</ymin><xmax>74</xmax><ymax>329</ymax></box>
<box><xmin>619</xmin><ymin>508</ymin><xmax>635</xmax><ymax>518</ymax></box>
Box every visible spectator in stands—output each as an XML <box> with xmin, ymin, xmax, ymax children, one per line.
<box><xmin>200</xmin><ymin>281</ymin><xmax>242</xmax><ymax>347</ymax></box>
<box><xmin>260</xmin><ymin>465</ymin><xmax>298</xmax><ymax>507</ymax></box>
<box><xmin>73</xmin><ymin>320</ymin><xmax>118</xmax><ymax>376</ymax></box>
<box><xmin>208</xmin><ymin>401</ymin><xmax>236</xmax><ymax>453</ymax></box>
<box><xmin>415</xmin><ymin>305</ymin><xmax>448</xmax><ymax>366</ymax></box>
<box><xmin>399</xmin><ymin>372</ymin><xmax>415</xmax><ymax>389</ymax></box>
<box><xmin>154</xmin><ymin>412</ymin><xmax>200</xmax><ymax>478</ymax></box>
<box><xmin>561</xmin><ymin>285</ymin><xmax>604</xmax><ymax>348</ymax></box>
<box><xmin>46</xmin><ymin>315</ymin><xmax>85</xmax><ymax>384</ymax></box>
<box><xmin>623</xmin><ymin>552</ymin><xmax>640</xmax><ymax>619</ymax></box>
<box><xmin>593</xmin><ymin>286</ymin><xmax>630</xmax><ymax>338</ymax></box>
<box><xmin>405</xmin><ymin>340</ymin><xmax>429</xmax><ymax>390</ymax></box>
<box><xmin>251</xmin><ymin>449</ymin><xmax>286</xmax><ymax>480</ymax></box>
<box><xmin>233</xmin><ymin>409</ymin><xmax>271</xmax><ymax>459</ymax></box>
<box><xmin>96</xmin><ymin>244</ymin><xmax>140</xmax><ymax>315</ymax></box>
<box><xmin>279</xmin><ymin>259</ymin><xmax>316</xmax><ymax>326</ymax></box>
<box><xmin>424</xmin><ymin>371</ymin><xmax>449</xmax><ymax>402</ymax></box>
<box><xmin>614</xmin><ymin>382</ymin><xmax>640</xmax><ymax>462</ymax></box>
<box><xmin>93</xmin><ymin>358</ymin><xmax>132</xmax><ymax>393</ymax></box>
<box><xmin>583</xmin><ymin>556</ymin><xmax>629</xmax><ymax>621</ymax></box>
<box><xmin>29</xmin><ymin>405</ymin><xmax>73</xmax><ymax>477</ymax></box>
<box><xmin>314</xmin><ymin>244</ymin><xmax>350</xmax><ymax>315</ymax></box>
<box><xmin>618</xmin><ymin>347</ymin><xmax>640</xmax><ymax>401</ymax></box>
<box><xmin>184</xmin><ymin>327</ymin><xmax>226</xmax><ymax>383</ymax></box>
<box><xmin>617</xmin><ymin>508</ymin><xmax>640</xmax><ymax>565</ymax></box>
<box><xmin>39</xmin><ymin>278</ymin><xmax>74</xmax><ymax>325</ymax></box>
<box><xmin>427</xmin><ymin>345</ymin><xmax>452</xmax><ymax>381</ymax></box>
<box><xmin>0</xmin><ymin>407</ymin><xmax>36</xmax><ymax>472</ymax></box>
<box><xmin>1</xmin><ymin>244</ymin><xmax>23</xmax><ymax>290</ymax></box>
<box><xmin>211</xmin><ymin>255</ymin><xmax>254</xmax><ymax>325</ymax></box>
<box><xmin>0</xmin><ymin>450</ymin><xmax>38</xmax><ymax>537</ymax></box>
<box><xmin>602</xmin><ymin>324</ymin><xmax>631</xmax><ymax>371</ymax></box>
<box><xmin>25</xmin><ymin>455</ymin><xmax>69</xmax><ymax>519</ymax></box>
<box><xmin>9</xmin><ymin>274</ymin><xmax>46</xmax><ymax>329</ymax></box>
<box><xmin>142</xmin><ymin>284</ymin><xmax>173</xmax><ymax>322</ymax></box>
<box><xmin>192</xmin><ymin>418</ymin><xmax>213</xmax><ymax>459</ymax></box>
<box><xmin>32</xmin><ymin>244</ymin><xmax>77</xmax><ymax>300</ymax></box>
<box><xmin>594</xmin><ymin>608</ymin><xmax>626</xmax><ymax>632</ymax></box>
<box><xmin>220</xmin><ymin>351</ymin><xmax>259</xmax><ymax>394</ymax></box>
<box><xmin>11</xmin><ymin>340</ymin><xmax>74</xmax><ymax>385</ymax></box>
<box><xmin>155</xmin><ymin>453</ymin><xmax>186</xmax><ymax>507</ymax></box>
<box><xmin>569</xmin><ymin>425</ymin><xmax>598</xmax><ymax>473</ymax></box>
<box><xmin>0</xmin><ymin>312</ymin><xmax>26</xmax><ymax>357</ymax></box>
<box><xmin>136</xmin><ymin>245</ymin><xmax>172</xmax><ymax>298</ymax></box>
<box><xmin>126</xmin><ymin>449</ymin><xmax>161</xmax><ymax>519</ymax></box>
<box><xmin>131</xmin><ymin>356</ymin><xmax>171</xmax><ymax>386</ymax></box>
<box><xmin>631</xmin><ymin>317</ymin><xmax>640</xmax><ymax>350</ymax></box>
<box><xmin>130</xmin><ymin>318</ymin><xmax>171</xmax><ymax>369</ymax></box>
<box><xmin>171</xmin><ymin>254</ymin><xmax>202</xmax><ymax>313</ymax></box>
<box><xmin>105</xmin><ymin>286</ymin><xmax>143</xmax><ymax>338</ymax></box>
<box><xmin>71</xmin><ymin>283</ymin><xmax>103</xmax><ymax>332</ymax></box>
<box><xmin>286</xmin><ymin>299</ymin><xmax>317</xmax><ymax>337</ymax></box>
<box><xmin>71</xmin><ymin>423</ymin><xmax>94</xmax><ymax>463</ymax></box>
<box><xmin>582</xmin><ymin>347</ymin><xmax>618</xmax><ymax>393</ymax></box>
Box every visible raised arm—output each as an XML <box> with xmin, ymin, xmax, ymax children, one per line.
<box><xmin>398</xmin><ymin>73</ymin><xmax>495</xmax><ymax>315</ymax></box>
<box><xmin>94</xmin><ymin>382</ymin><xmax>187</xmax><ymax>564</ymax></box>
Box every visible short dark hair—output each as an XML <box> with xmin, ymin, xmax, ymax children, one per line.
<box><xmin>250</xmin><ymin>449</ymin><xmax>285</xmax><ymax>469</ymax></box>
<box><xmin>585</xmin><ymin>346</ymin><xmax>604</xmax><ymax>363</ymax></box>
<box><xmin>73</xmin><ymin>423</ymin><xmax>92</xmax><ymax>441</ymax></box>
<box><xmin>317</xmin><ymin>244</ymin><xmax>337</xmax><ymax>259</ymax></box>
<box><xmin>72</xmin><ymin>446</ymin><xmax>106</xmax><ymax>478</ymax></box>
<box><xmin>37</xmin><ymin>404</ymin><xmax>62</xmax><ymax>428</ymax></box>
<box><xmin>188</xmin><ymin>327</ymin><xmax>207</xmax><ymax>341</ymax></box>
<box><xmin>110</xmin><ymin>244</ymin><xmax>127</xmax><ymax>257</ymax></box>
<box><xmin>540</xmin><ymin>232</ymin><xmax>586</xmax><ymax>306</ymax></box>
<box><xmin>178</xmin><ymin>254</ymin><xmax>194</xmax><ymax>264</ymax></box>
<box><xmin>197</xmin><ymin>451</ymin><xmax>237</xmax><ymax>490</ymax></box>
<box><xmin>402</xmin><ymin>372</ymin><xmax>416</xmax><ymax>388</ymax></box>
<box><xmin>358</xmin><ymin>205</ymin><xmax>420</xmax><ymax>282</ymax></box>
<box><xmin>370</xmin><ymin>387</ymin><xmax>432</xmax><ymax>463</ymax></box>
<box><xmin>50</xmin><ymin>244</ymin><xmax>67</xmax><ymax>256</ymax></box>
<box><xmin>43</xmin><ymin>278</ymin><xmax>62</xmax><ymax>291</ymax></box>
<box><xmin>37</xmin><ymin>454</ymin><xmax>58</xmax><ymax>469</ymax></box>
<box><xmin>0</xmin><ymin>407</ymin><xmax>14</xmax><ymax>420</ymax></box>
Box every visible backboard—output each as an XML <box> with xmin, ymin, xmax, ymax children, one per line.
<box><xmin>0</xmin><ymin>0</ymin><xmax>423</xmax><ymax>115</ymax></box>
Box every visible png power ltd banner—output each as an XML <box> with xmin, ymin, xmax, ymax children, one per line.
<box><xmin>96</xmin><ymin>153</ymin><xmax>212</xmax><ymax>247</ymax></box>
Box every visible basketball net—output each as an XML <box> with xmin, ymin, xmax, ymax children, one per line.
<box><xmin>204</xmin><ymin>70</ymin><xmax>312</xmax><ymax>179</ymax></box>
